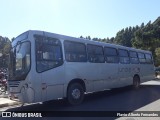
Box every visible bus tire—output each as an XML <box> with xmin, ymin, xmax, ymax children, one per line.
<box><xmin>67</xmin><ymin>83</ymin><xmax>84</xmax><ymax>105</ymax></box>
<box><xmin>133</xmin><ymin>75</ymin><xmax>140</xmax><ymax>89</ymax></box>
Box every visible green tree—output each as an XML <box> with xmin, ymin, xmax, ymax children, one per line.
<box><xmin>86</xmin><ymin>36</ymin><xmax>91</xmax><ymax>40</ymax></box>
<box><xmin>114</xmin><ymin>27</ymin><xmax>133</xmax><ymax>47</ymax></box>
<box><xmin>155</xmin><ymin>48</ymin><xmax>160</xmax><ymax>66</ymax></box>
<box><xmin>80</xmin><ymin>36</ymin><xmax>83</xmax><ymax>38</ymax></box>
<box><xmin>0</xmin><ymin>36</ymin><xmax>11</xmax><ymax>68</ymax></box>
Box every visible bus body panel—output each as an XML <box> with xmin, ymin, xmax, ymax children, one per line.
<box><xmin>140</xmin><ymin>64</ymin><xmax>155</xmax><ymax>82</ymax></box>
<box><xmin>118</xmin><ymin>63</ymin><xmax>132</xmax><ymax>87</ymax></box>
<box><xmin>41</xmin><ymin>65</ymin><xmax>65</xmax><ymax>101</ymax></box>
<box><xmin>8</xmin><ymin>30</ymin><xmax>155</xmax><ymax>104</ymax></box>
<box><xmin>101</xmin><ymin>63</ymin><xmax>119</xmax><ymax>89</ymax></box>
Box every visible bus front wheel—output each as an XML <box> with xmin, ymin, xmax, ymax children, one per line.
<box><xmin>67</xmin><ymin>83</ymin><xmax>84</xmax><ymax>105</ymax></box>
<box><xmin>133</xmin><ymin>76</ymin><xmax>140</xmax><ymax>89</ymax></box>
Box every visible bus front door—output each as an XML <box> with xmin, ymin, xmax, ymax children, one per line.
<box><xmin>41</xmin><ymin>66</ymin><xmax>65</xmax><ymax>102</ymax></box>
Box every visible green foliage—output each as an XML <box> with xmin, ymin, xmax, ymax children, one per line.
<box><xmin>132</xmin><ymin>18</ymin><xmax>160</xmax><ymax>66</ymax></box>
<box><xmin>155</xmin><ymin>48</ymin><xmax>160</xmax><ymax>66</ymax></box>
<box><xmin>0</xmin><ymin>36</ymin><xmax>11</xmax><ymax>68</ymax></box>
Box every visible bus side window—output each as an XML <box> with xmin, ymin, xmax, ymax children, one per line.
<box><xmin>118</xmin><ymin>49</ymin><xmax>130</xmax><ymax>64</ymax></box>
<box><xmin>64</xmin><ymin>41</ymin><xmax>87</xmax><ymax>62</ymax></box>
<box><xmin>129</xmin><ymin>51</ymin><xmax>139</xmax><ymax>64</ymax></box>
<box><xmin>145</xmin><ymin>53</ymin><xmax>153</xmax><ymax>64</ymax></box>
<box><xmin>104</xmin><ymin>47</ymin><xmax>119</xmax><ymax>63</ymax></box>
<box><xmin>87</xmin><ymin>44</ymin><xmax>105</xmax><ymax>63</ymax></box>
<box><xmin>138</xmin><ymin>53</ymin><xmax>146</xmax><ymax>64</ymax></box>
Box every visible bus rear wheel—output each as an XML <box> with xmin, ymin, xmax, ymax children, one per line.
<box><xmin>133</xmin><ymin>76</ymin><xmax>140</xmax><ymax>89</ymax></box>
<box><xmin>67</xmin><ymin>83</ymin><xmax>84</xmax><ymax>105</ymax></box>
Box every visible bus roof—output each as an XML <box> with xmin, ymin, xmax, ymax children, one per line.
<box><xmin>26</xmin><ymin>30</ymin><xmax>152</xmax><ymax>54</ymax></box>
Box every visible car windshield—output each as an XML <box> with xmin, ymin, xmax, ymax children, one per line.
<box><xmin>9</xmin><ymin>41</ymin><xmax>31</xmax><ymax>80</ymax></box>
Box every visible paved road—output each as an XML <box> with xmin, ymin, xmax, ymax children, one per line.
<box><xmin>1</xmin><ymin>79</ymin><xmax>160</xmax><ymax>120</ymax></box>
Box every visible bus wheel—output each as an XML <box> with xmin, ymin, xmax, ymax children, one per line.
<box><xmin>67</xmin><ymin>83</ymin><xmax>84</xmax><ymax>105</ymax></box>
<box><xmin>133</xmin><ymin>76</ymin><xmax>140</xmax><ymax>89</ymax></box>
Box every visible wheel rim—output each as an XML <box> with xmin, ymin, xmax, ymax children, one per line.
<box><xmin>71</xmin><ymin>88</ymin><xmax>81</xmax><ymax>99</ymax></box>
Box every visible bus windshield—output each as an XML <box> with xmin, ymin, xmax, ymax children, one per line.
<box><xmin>9</xmin><ymin>41</ymin><xmax>31</xmax><ymax>80</ymax></box>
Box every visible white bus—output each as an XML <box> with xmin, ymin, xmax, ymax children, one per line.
<box><xmin>8</xmin><ymin>30</ymin><xmax>155</xmax><ymax>105</ymax></box>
